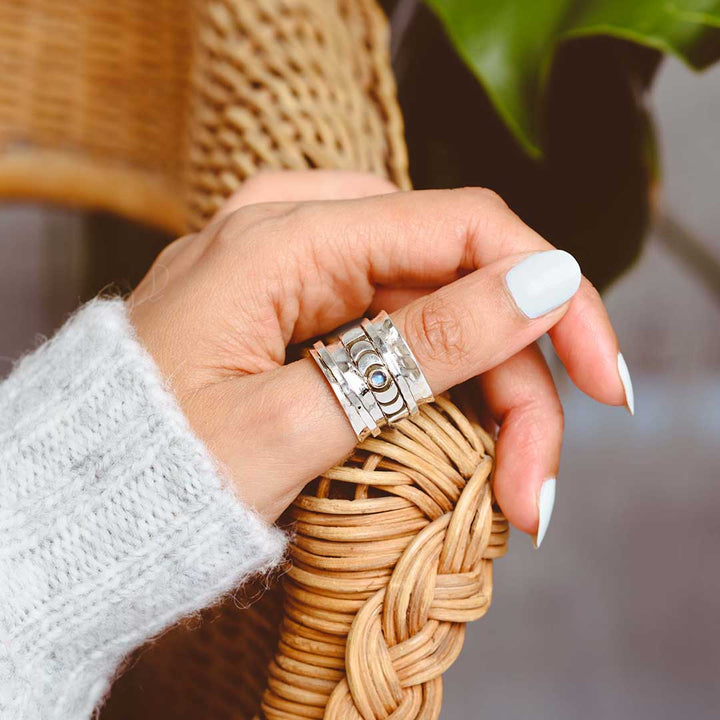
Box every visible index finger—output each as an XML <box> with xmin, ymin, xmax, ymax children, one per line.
<box><xmin>287</xmin><ymin>187</ymin><xmax>630</xmax><ymax>411</ymax></box>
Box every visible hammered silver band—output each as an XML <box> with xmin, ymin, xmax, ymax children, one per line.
<box><xmin>309</xmin><ymin>311</ymin><xmax>433</xmax><ymax>441</ymax></box>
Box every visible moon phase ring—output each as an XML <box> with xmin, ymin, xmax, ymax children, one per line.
<box><xmin>309</xmin><ymin>311</ymin><xmax>434</xmax><ymax>441</ymax></box>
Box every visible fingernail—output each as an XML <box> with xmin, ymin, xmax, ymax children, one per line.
<box><xmin>506</xmin><ymin>250</ymin><xmax>582</xmax><ymax>319</ymax></box>
<box><xmin>617</xmin><ymin>352</ymin><xmax>635</xmax><ymax>416</ymax></box>
<box><xmin>533</xmin><ymin>477</ymin><xmax>556</xmax><ymax>549</ymax></box>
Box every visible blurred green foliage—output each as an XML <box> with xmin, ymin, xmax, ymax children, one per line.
<box><xmin>424</xmin><ymin>0</ymin><xmax>720</xmax><ymax>155</ymax></box>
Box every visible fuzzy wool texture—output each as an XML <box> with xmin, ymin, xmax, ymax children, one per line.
<box><xmin>0</xmin><ymin>299</ymin><xmax>288</xmax><ymax>720</ymax></box>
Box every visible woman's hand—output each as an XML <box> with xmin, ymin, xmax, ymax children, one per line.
<box><xmin>128</xmin><ymin>170</ymin><xmax>631</xmax><ymax>545</ymax></box>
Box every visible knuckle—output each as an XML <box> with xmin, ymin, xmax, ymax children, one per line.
<box><xmin>232</xmin><ymin>200</ymin><xmax>299</xmax><ymax>232</ymax></box>
<box><xmin>156</xmin><ymin>234</ymin><xmax>191</xmax><ymax>263</ymax></box>
<box><xmin>507</xmin><ymin>410</ymin><xmax>547</xmax><ymax>454</ymax></box>
<box><xmin>212</xmin><ymin>201</ymin><xmax>301</xmax><ymax>252</ymax></box>
<box><xmin>519</xmin><ymin>415</ymin><xmax>547</xmax><ymax>453</ymax></box>
<box><xmin>547</xmin><ymin>398</ymin><xmax>565</xmax><ymax>434</ymax></box>
<box><xmin>458</xmin><ymin>186</ymin><xmax>508</xmax><ymax>210</ymax></box>
<box><xmin>407</xmin><ymin>295</ymin><xmax>471</xmax><ymax>367</ymax></box>
<box><xmin>477</xmin><ymin>187</ymin><xmax>508</xmax><ymax>210</ymax></box>
<box><xmin>508</xmin><ymin>396</ymin><xmax>565</xmax><ymax>452</ymax></box>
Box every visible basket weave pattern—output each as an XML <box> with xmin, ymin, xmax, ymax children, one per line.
<box><xmin>186</xmin><ymin>0</ymin><xmax>411</xmax><ymax>229</ymax></box>
<box><xmin>0</xmin><ymin>0</ymin><xmax>409</xmax><ymax>234</ymax></box>
<box><xmin>261</xmin><ymin>397</ymin><xmax>508</xmax><ymax>719</ymax></box>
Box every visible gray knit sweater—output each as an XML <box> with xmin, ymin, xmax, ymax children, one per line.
<box><xmin>0</xmin><ymin>299</ymin><xmax>288</xmax><ymax>720</ymax></box>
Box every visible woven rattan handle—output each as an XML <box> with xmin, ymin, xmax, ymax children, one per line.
<box><xmin>260</xmin><ymin>396</ymin><xmax>508</xmax><ymax>719</ymax></box>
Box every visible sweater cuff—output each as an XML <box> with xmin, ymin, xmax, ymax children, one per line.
<box><xmin>0</xmin><ymin>299</ymin><xmax>287</xmax><ymax>720</ymax></box>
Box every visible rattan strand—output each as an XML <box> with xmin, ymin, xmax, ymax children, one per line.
<box><xmin>260</xmin><ymin>396</ymin><xmax>508</xmax><ymax>720</ymax></box>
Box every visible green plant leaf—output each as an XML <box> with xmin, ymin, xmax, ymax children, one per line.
<box><xmin>424</xmin><ymin>0</ymin><xmax>720</xmax><ymax>155</ymax></box>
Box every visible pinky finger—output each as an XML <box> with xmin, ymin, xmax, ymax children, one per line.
<box><xmin>478</xmin><ymin>343</ymin><xmax>564</xmax><ymax>547</ymax></box>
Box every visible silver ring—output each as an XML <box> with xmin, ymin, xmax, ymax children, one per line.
<box><xmin>309</xmin><ymin>311</ymin><xmax>434</xmax><ymax>441</ymax></box>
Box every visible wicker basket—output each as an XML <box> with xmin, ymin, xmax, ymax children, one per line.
<box><xmin>0</xmin><ymin>2</ymin><xmax>508</xmax><ymax>718</ymax></box>
<box><xmin>0</xmin><ymin>0</ymin><xmax>409</xmax><ymax>232</ymax></box>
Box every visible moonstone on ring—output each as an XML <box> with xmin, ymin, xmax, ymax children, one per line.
<box><xmin>309</xmin><ymin>311</ymin><xmax>434</xmax><ymax>441</ymax></box>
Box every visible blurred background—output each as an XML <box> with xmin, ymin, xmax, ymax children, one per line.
<box><xmin>442</xmin><ymin>57</ymin><xmax>720</xmax><ymax>720</ymax></box>
<box><xmin>1</xmin><ymin>5</ymin><xmax>718</xmax><ymax>720</ymax></box>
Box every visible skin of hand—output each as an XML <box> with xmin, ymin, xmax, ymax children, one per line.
<box><xmin>128</xmin><ymin>169</ymin><xmax>628</xmax><ymax>540</ymax></box>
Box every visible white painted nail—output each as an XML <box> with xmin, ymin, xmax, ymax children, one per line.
<box><xmin>505</xmin><ymin>250</ymin><xmax>582</xmax><ymax>319</ymax></box>
<box><xmin>533</xmin><ymin>477</ymin><xmax>556</xmax><ymax>549</ymax></box>
<box><xmin>617</xmin><ymin>352</ymin><xmax>635</xmax><ymax>416</ymax></box>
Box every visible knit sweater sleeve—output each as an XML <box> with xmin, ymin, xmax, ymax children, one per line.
<box><xmin>0</xmin><ymin>299</ymin><xmax>288</xmax><ymax>720</ymax></box>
